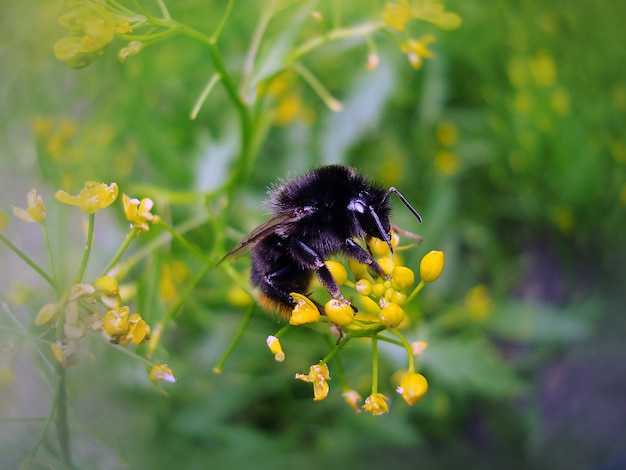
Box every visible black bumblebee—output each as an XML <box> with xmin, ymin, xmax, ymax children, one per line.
<box><xmin>221</xmin><ymin>165</ymin><xmax>422</xmax><ymax>317</ymax></box>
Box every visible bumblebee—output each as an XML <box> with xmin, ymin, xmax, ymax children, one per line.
<box><xmin>221</xmin><ymin>165</ymin><xmax>422</xmax><ymax>317</ymax></box>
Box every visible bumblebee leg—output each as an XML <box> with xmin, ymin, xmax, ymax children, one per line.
<box><xmin>344</xmin><ymin>239</ymin><xmax>388</xmax><ymax>278</ymax></box>
<box><xmin>291</xmin><ymin>239</ymin><xmax>351</xmax><ymax>305</ymax></box>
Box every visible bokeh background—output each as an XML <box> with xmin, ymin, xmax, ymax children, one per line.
<box><xmin>1</xmin><ymin>1</ymin><xmax>625</xmax><ymax>468</ymax></box>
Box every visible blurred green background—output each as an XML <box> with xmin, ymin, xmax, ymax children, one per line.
<box><xmin>1</xmin><ymin>0</ymin><xmax>625</xmax><ymax>468</ymax></box>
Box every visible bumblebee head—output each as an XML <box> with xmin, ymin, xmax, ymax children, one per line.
<box><xmin>348</xmin><ymin>187</ymin><xmax>422</xmax><ymax>253</ymax></box>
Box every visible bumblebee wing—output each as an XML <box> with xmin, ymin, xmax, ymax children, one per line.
<box><xmin>218</xmin><ymin>213</ymin><xmax>293</xmax><ymax>264</ymax></box>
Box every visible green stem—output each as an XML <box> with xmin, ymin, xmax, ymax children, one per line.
<box><xmin>40</xmin><ymin>221</ymin><xmax>58</xmax><ymax>288</ymax></box>
<box><xmin>0</xmin><ymin>234</ymin><xmax>57</xmax><ymax>290</ymax></box>
<box><xmin>213</xmin><ymin>303</ymin><xmax>256</xmax><ymax>374</ymax></box>
<box><xmin>286</xmin><ymin>21</ymin><xmax>381</xmax><ymax>63</ymax></box>
<box><xmin>156</xmin><ymin>220</ymin><xmax>211</xmax><ymax>263</ymax></box>
<box><xmin>190</xmin><ymin>73</ymin><xmax>222</xmax><ymax>120</ymax></box>
<box><xmin>74</xmin><ymin>213</ymin><xmax>95</xmax><ymax>283</ymax></box>
<box><xmin>101</xmin><ymin>228</ymin><xmax>140</xmax><ymax>277</ymax></box>
<box><xmin>148</xmin><ymin>260</ymin><xmax>212</xmax><ymax>355</ymax></box>
<box><xmin>389</xmin><ymin>328</ymin><xmax>415</xmax><ymax>372</ymax></box>
<box><xmin>319</xmin><ymin>335</ymin><xmax>350</xmax><ymax>366</ymax></box>
<box><xmin>55</xmin><ymin>365</ymin><xmax>72</xmax><ymax>467</ymax></box>
<box><xmin>406</xmin><ymin>279</ymin><xmax>426</xmax><ymax>304</ymax></box>
<box><xmin>371</xmin><ymin>335</ymin><xmax>379</xmax><ymax>394</ymax></box>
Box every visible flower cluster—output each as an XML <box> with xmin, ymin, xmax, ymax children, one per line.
<box><xmin>381</xmin><ymin>0</ymin><xmax>461</xmax><ymax>70</ymax></box>
<box><xmin>1</xmin><ymin>182</ymin><xmax>169</xmax><ymax>382</ymax></box>
<box><xmin>54</xmin><ymin>1</ymin><xmax>134</xmax><ymax>69</ymax></box>
<box><xmin>265</xmin><ymin>233</ymin><xmax>444</xmax><ymax>415</ymax></box>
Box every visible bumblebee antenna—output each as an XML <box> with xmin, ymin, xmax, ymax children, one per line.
<box><xmin>384</xmin><ymin>187</ymin><xmax>422</xmax><ymax>223</ymax></box>
<box><xmin>369</xmin><ymin>205</ymin><xmax>394</xmax><ymax>253</ymax></box>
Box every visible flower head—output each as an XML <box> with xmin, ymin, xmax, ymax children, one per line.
<box><xmin>12</xmin><ymin>190</ymin><xmax>47</xmax><ymax>223</ymax></box>
<box><xmin>123</xmin><ymin>194</ymin><xmax>158</xmax><ymax>232</ymax></box>
<box><xmin>363</xmin><ymin>393</ymin><xmax>390</xmax><ymax>415</ymax></box>
<box><xmin>343</xmin><ymin>389</ymin><xmax>363</xmax><ymax>413</ymax></box>
<box><xmin>295</xmin><ymin>363</ymin><xmax>330</xmax><ymax>401</ymax></box>
<box><xmin>396</xmin><ymin>371</ymin><xmax>428</xmax><ymax>405</ymax></box>
<box><xmin>149</xmin><ymin>364</ymin><xmax>177</xmax><ymax>383</ymax></box>
<box><xmin>289</xmin><ymin>293</ymin><xmax>321</xmax><ymax>325</ymax></box>
<box><xmin>55</xmin><ymin>181</ymin><xmax>118</xmax><ymax>214</ymax></box>
<box><xmin>382</xmin><ymin>0</ymin><xmax>413</xmax><ymax>32</ymax></box>
<box><xmin>400</xmin><ymin>35</ymin><xmax>436</xmax><ymax>70</ymax></box>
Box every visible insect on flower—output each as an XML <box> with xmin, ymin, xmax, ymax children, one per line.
<box><xmin>220</xmin><ymin>165</ymin><xmax>422</xmax><ymax>318</ymax></box>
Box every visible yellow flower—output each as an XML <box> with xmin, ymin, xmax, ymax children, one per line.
<box><xmin>411</xmin><ymin>340</ymin><xmax>429</xmax><ymax>356</ymax></box>
<box><xmin>102</xmin><ymin>306</ymin><xmax>130</xmax><ymax>337</ymax></box>
<box><xmin>435</xmin><ymin>121</ymin><xmax>459</xmax><ymax>147</ymax></box>
<box><xmin>382</xmin><ymin>0</ymin><xmax>413</xmax><ymax>32</ymax></box>
<box><xmin>324</xmin><ymin>299</ymin><xmax>355</xmax><ymax>326</ymax></box>
<box><xmin>12</xmin><ymin>189</ymin><xmax>47</xmax><ymax>223</ymax></box>
<box><xmin>400</xmin><ymin>35</ymin><xmax>436</xmax><ymax>70</ymax></box>
<box><xmin>289</xmin><ymin>293</ymin><xmax>320</xmax><ymax>325</ymax></box>
<box><xmin>379</xmin><ymin>302</ymin><xmax>405</xmax><ymax>328</ymax></box>
<box><xmin>116</xmin><ymin>18</ymin><xmax>133</xmax><ymax>34</ymax></box>
<box><xmin>343</xmin><ymin>389</ymin><xmax>363</xmax><ymax>413</ymax></box>
<box><xmin>119</xmin><ymin>313</ymin><xmax>150</xmax><ymax>346</ymax></box>
<box><xmin>396</xmin><ymin>371</ymin><xmax>428</xmax><ymax>405</ymax></box>
<box><xmin>122</xmin><ymin>193</ymin><xmax>158</xmax><ymax>232</ymax></box>
<box><xmin>529</xmin><ymin>50</ymin><xmax>556</xmax><ymax>88</ymax></box>
<box><xmin>465</xmin><ymin>284</ymin><xmax>493</xmax><ymax>322</ymax></box>
<box><xmin>325</xmin><ymin>260</ymin><xmax>348</xmax><ymax>285</ymax></box>
<box><xmin>295</xmin><ymin>363</ymin><xmax>330</xmax><ymax>401</ymax></box>
<box><xmin>266</xmin><ymin>335</ymin><xmax>285</xmax><ymax>362</ymax></box>
<box><xmin>55</xmin><ymin>181</ymin><xmax>118</xmax><ymax>214</ymax></box>
<box><xmin>149</xmin><ymin>364</ymin><xmax>177</xmax><ymax>383</ymax></box>
<box><xmin>363</xmin><ymin>393</ymin><xmax>390</xmax><ymax>415</ymax></box>
<box><xmin>0</xmin><ymin>209</ymin><xmax>8</xmax><ymax>233</ymax></box>
<box><xmin>419</xmin><ymin>250</ymin><xmax>444</xmax><ymax>282</ymax></box>
<box><xmin>53</xmin><ymin>36</ymin><xmax>105</xmax><ymax>69</ymax></box>
<box><xmin>35</xmin><ymin>303</ymin><xmax>60</xmax><ymax>327</ymax></box>
<box><xmin>93</xmin><ymin>275</ymin><xmax>119</xmax><ymax>296</ymax></box>
<box><xmin>391</xmin><ymin>266</ymin><xmax>415</xmax><ymax>291</ymax></box>
<box><xmin>434</xmin><ymin>150</ymin><xmax>459</xmax><ymax>176</ymax></box>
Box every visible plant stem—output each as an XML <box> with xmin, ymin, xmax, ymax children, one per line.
<box><xmin>213</xmin><ymin>303</ymin><xmax>256</xmax><ymax>374</ymax></box>
<box><xmin>75</xmin><ymin>213</ymin><xmax>95</xmax><ymax>283</ymax></box>
<box><xmin>55</xmin><ymin>365</ymin><xmax>72</xmax><ymax>467</ymax></box>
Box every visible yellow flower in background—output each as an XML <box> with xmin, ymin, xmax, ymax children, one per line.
<box><xmin>363</xmin><ymin>393</ymin><xmax>390</xmax><ymax>415</ymax></box>
<box><xmin>343</xmin><ymin>389</ymin><xmax>363</xmax><ymax>413</ymax></box>
<box><xmin>435</xmin><ymin>121</ymin><xmax>459</xmax><ymax>147</ymax></box>
<box><xmin>465</xmin><ymin>284</ymin><xmax>493</xmax><ymax>322</ymax></box>
<box><xmin>434</xmin><ymin>150</ymin><xmax>459</xmax><ymax>176</ymax></box>
<box><xmin>295</xmin><ymin>364</ymin><xmax>330</xmax><ymax>401</ymax></box>
<box><xmin>123</xmin><ymin>194</ymin><xmax>158</xmax><ymax>232</ymax></box>
<box><xmin>12</xmin><ymin>190</ymin><xmax>47</xmax><ymax>223</ymax></box>
<box><xmin>529</xmin><ymin>50</ymin><xmax>556</xmax><ymax>88</ymax></box>
<box><xmin>55</xmin><ymin>181</ymin><xmax>118</xmax><ymax>214</ymax></box>
<box><xmin>149</xmin><ymin>364</ymin><xmax>177</xmax><ymax>383</ymax></box>
<box><xmin>400</xmin><ymin>35</ymin><xmax>435</xmax><ymax>69</ymax></box>
<box><xmin>382</xmin><ymin>0</ymin><xmax>413</xmax><ymax>32</ymax></box>
<box><xmin>0</xmin><ymin>209</ymin><xmax>8</xmax><ymax>233</ymax></box>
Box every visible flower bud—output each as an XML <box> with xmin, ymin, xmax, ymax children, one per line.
<box><xmin>391</xmin><ymin>266</ymin><xmax>415</xmax><ymax>291</ymax></box>
<box><xmin>419</xmin><ymin>250</ymin><xmax>444</xmax><ymax>282</ymax></box>
<box><xmin>396</xmin><ymin>371</ymin><xmax>428</xmax><ymax>405</ymax></box>
<box><xmin>94</xmin><ymin>276</ymin><xmax>119</xmax><ymax>296</ymax></box>
<box><xmin>379</xmin><ymin>302</ymin><xmax>405</xmax><ymax>328</ymax></box>
<box><xmin>35</xmin><ymin>303</ymin><xmax>60</xmax><ymax>327</ymax></box>
<box><xmin>149</xmin><ymin>364</ymin><xmax>177</xmax><ymax>383</ymax></box>
<box><xmin>324</xmin><ymin>299</ymin><xmax>355</xmax><ymax>326</ymax></box>
<box><xmin>53</xmin><ymin>36</ymin><xmax>104</xmax><ymax>69</ymax></box>
<box><xmin>266</xmin><ymin>335</ymin><xmax>285</xmax><ymax>362</ymax></box>
<box><xmin>325</xmin><ymin>260</ymin><xmax>348</xmax><ymax>285</ymax></box>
